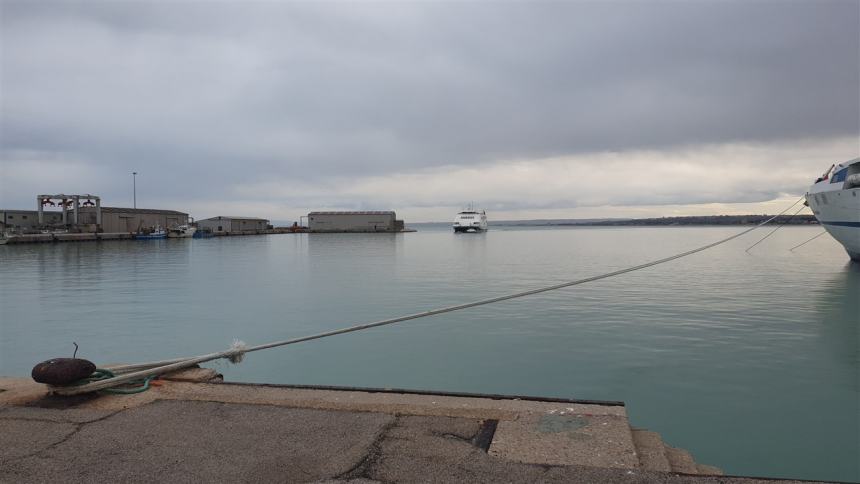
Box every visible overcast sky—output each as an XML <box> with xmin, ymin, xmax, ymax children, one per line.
<box><xmin>1</xmin><ymin>1</ymin><xmax>858</xmax><ymax>222</ymax></box>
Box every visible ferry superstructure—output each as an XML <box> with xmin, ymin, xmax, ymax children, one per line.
<box><xmin>453</xmin><ymin>209</ymin><xmax>488</xmax><ymax>233</ymax></box>
<box><xmin>806</xmin><ymin>157</ymin><xmax>860</xmax><ymax>261</ymax></box>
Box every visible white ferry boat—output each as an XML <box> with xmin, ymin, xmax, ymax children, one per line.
<box><xmin>453</xmin><ymin>208</ymin><xmax>488</xmax><ymax>233</ymax></box>
<box><xmin>806</xmin><ymin>157</ymin><xmax>860</xmax><ymax>261</ymax></box>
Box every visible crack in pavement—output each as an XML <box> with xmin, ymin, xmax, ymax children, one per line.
<box><xmin>335</xmin><ymin>416</ymin><xmax>399</xmax><ymax>483</ymax></box>
<box><xmin>0</xmin><ymin>409</ymin><xmax>124</xmax><ymax>464</ymax></box>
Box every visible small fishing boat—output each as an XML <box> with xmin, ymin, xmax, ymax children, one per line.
<box><xmin>134</xmin><ymin>226</ymin><xmax>167</xmax><ymax>240</ymax></box>
<box><xmin>453</xmin><ymin>207</ymin><xmax>488</xmax><ymax>233</ymax></box>
<box><xmin>167</xmin><ymin>224</ymin><xmax>197</xmax><ymax>238</ymax></box>
<box><xmin>806</xmin><ymin>157</ymin><xmax>860</xmax><ymax>261</ymax></box>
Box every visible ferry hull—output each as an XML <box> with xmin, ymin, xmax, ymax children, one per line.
<box><xmin>820</xmin><ymin>223</ymin><xmax>860</xmax><ymax>261</ymax></box>
<box><xmin>454</xmin><ymin>226</ymin><xmax>487</xmax><ymax>233</ymax></box>
<box><xmin>806</xmin><ymin>188</ymin><xmax>860</xmax><ymax>262</ymax></box>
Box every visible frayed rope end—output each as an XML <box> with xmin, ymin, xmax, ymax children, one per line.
<box><xmin>228</xmin><ymin>339</ymin><xmax>247</xmax><ymax>364</ymax></box>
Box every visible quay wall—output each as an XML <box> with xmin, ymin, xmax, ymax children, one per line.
<box><xmin>1</xmin><ymin>228</ymin><xmax>297</xmax><ymax>245</ymax></box>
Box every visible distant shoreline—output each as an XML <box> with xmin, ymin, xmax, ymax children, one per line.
<box><xmin>486</xmin><ymin>214</ymin><xmax>818</xmax><ymax>227</ymax></box>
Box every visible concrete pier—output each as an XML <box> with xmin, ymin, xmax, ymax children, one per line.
<box><xmin>0</xmin><ymin>374</ymin><xmax>816</xmax><ymax>483</ymax></box>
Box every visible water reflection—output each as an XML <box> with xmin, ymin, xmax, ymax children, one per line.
<box><xmin>307</xmin><ymin>233</ymin><xmax>399</xmax><ymax>258</ymax></box>
<box><xmin>813</xmin><ymin>262</ymin><xmax>860</xmax><ymax>373</ymax></box>
<box><xmin>305</xmin><ymin>234</ymin><xmax>401</xmax><ymax>313</ymax></box>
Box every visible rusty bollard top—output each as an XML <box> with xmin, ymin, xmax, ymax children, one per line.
<box><xmin>32</xmin><ymin>358</ymin><xmax>96</xmax><ymax>386</ymax></box>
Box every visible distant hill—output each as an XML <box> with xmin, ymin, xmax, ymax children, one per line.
<box><xmin>573</xmin><ymin>214</ymin><xmax>818</xmax><ymax>226</ymax></box>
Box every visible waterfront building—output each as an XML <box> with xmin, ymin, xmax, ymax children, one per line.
<box><xmin>1</xmin><ymin>206</ymin><xmax>188</xmax><ymax>233</ymax></box>
<box><xmin>197</xmin><ymin>216</ymin><xmax>270</xmax><ymax>234</ymax></box>
<box><xmin>75</xmin><ymin>207</ymin><xmax>189</xmax><ymax>232</ymax></box>
<box><xmin>307</xmin><ymin>211</ymin><xmax>404</xmax><ymax>232</ymax></box>
<box><xmin>0</xmin><ymin>210</ymin><xmax>63</xmax><ymax>232</ymax></box>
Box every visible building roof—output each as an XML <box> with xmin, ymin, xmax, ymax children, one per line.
<box><xmin>309</xmin><ymin>211</ymin><xmax>395</xmax><ymax>215</ymax></box>
<box><xmin>78</xmin><ymin>206</ymin><xmax>189</xmax><ymax>215</ymax></box>
<box><xmin>2</xmin><ymin>207</ymin><xmax>187</xmax><ymax>215</ymax></box>
<box><xmin>198</xmin><ymin>216</ymin><xmax>269</xmax><ymax>221</ymax></box>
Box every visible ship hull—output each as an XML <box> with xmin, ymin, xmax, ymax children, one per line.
<box><xmin>168</xmin><ymin>227</ymin><xmax>197</xmax><ymax>238</ymax></box>
<box><xmin>454</xmin><ymin>226</ymin><xmax>487</xmax><ymax>233</ymax></box>
<box><xmin>806</xmin><ymin>188</ymin><xmax>860</xmax><ymax>261</ymax></box>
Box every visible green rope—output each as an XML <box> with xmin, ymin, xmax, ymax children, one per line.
<box><xmin>73</xmin><ymin>368</ymin><xmax>156</xmax><ymax>394</ymax></box>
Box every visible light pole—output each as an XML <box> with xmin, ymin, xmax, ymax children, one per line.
<box><xmin>132</xmin><ymin>172</ymin><xmax>137</xmax><ymax>209</ymax></box>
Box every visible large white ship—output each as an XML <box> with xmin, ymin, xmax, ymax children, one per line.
<box><xmin>453</xmin><ymin>208</ymin><xmax>488</xmax><ymax>233</ymax></box>
<box><xmin>806</xmin><ymin>157</ymin><xmax>860</xmax><ymax>261</ymax></box>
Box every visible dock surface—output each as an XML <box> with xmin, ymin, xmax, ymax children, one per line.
<box><xmin>0</xmin><ymin>375</ymin><xmax>818</xmax><ymax>483</ymax></box>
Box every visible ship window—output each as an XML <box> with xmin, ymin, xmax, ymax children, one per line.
<box><xmin>7</xmin><ymin>215</ymin><xmax>12</xmax><ymax>219</ymax></box>
<box><xmin>831</xmin><ymin>168</ymin><xmax>848</xmax><ymax>183</ymax></box>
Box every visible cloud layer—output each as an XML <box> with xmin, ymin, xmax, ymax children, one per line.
<box><xmin>1</xmin><ymin>1</ymin><xmax>858</xmax><ymax>221</ymax></box>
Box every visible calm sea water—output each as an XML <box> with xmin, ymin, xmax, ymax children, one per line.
<box><xmin>1</xmin><ymin>225</ymin><xmax>857</xmax><ymax>481</ymax></box>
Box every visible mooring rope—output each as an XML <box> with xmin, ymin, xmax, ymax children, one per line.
<box><xmin>789</xmin><ymin>230</ymin><xmax>827</xmax><ymax>252</ymax></box>
<box><xmin>71</xmin><ymin>369</ymin><xmax>157</xmax><ymax>394</ymax></box>
<box><xmin>745</xmin><ymin>202</ymin><xmax>806</xmax><ymax>252</ymax></box>
<box><xmin>55</xmin><ymin>197</ymin><xmax>805</xmax><ymax>395</ymax></box>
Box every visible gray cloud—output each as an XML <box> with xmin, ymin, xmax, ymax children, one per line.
<box><xmin>1</xmin><ymin>1</ymin><xmax>858</xmax><ymax>218</ymax></box>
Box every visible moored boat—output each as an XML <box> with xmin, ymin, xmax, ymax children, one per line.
<box><xmin>806</xmin><ymin>157</ymin><xmax>860</xmax><ymax>261</ymax></box>
<box><xmin>134</xmin><ymin>226</ymin><xmax>167</xmax><ymax>240</ymax></box>
<box><xmin>167</xmin><ymin>224</ymin><xmax>197</xmax><ymax>238</ymax></box>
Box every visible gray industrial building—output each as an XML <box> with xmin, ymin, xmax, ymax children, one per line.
<box><xmin>197</xmin><ymin>216</ymin><xmax>270</xmax><ymax>234</ymax></box>
<box><xmin>1</xmin><ymin>210</ymin><xmax>63</xmax><ymax>232</ymax></box>
<box><xmin>307</xmin><ymin>211</ymin><xmax>405</xmax><ymax>232</ymax></box>
<box><xmin>75</xmin><ymin>207</ymin><xmax>189</xmax><ymax>233</ymax></box>
<box><xmin>0</xmin><ymin>207</ymin><xmax>188</xmax><ymax>233</ymax></box>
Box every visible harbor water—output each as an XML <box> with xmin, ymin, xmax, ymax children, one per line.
<box><xmin>0</xmin><ymin>225</ymin><xmax>857</xmax><ymax>482</ymax></box>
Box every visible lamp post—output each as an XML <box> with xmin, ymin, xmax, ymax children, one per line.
<box><xmin>132</xmin><ymin>172</ymin><xmax>137</xmax><ymax>209</ymax></box>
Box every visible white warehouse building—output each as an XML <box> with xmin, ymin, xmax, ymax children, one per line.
<box><xmin>308</xmin><ymin>211</ymin><xmax>405</xmax><ymax>233</ymax></box>
<box><xmin>197</xmin><ymin>216</ymin><xmax>270</xmax><ymax>234</ymax></box>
